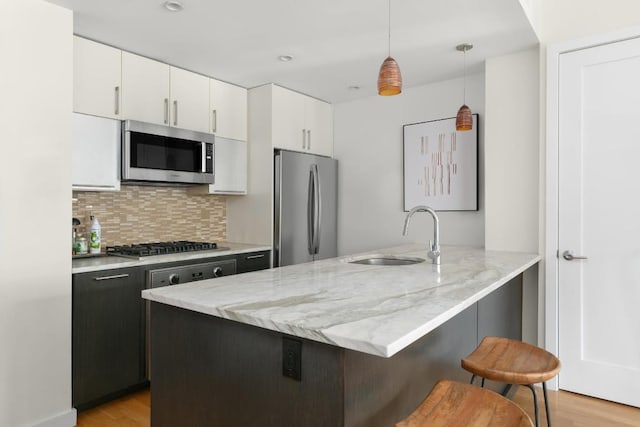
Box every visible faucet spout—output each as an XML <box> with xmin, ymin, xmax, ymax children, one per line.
<box><xmin>402</xmin><ymin>205</ymin><xmax>441</xmax><ymax>265</ymax></box>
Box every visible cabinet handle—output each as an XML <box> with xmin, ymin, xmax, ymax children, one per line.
<box><xmin>114</xmin><ymin>86</ymin><xmax>120</xmax><ymax>115</ymax></box>
<box><xmin>164</xmin><ymin>98</ymin><xmax>169</xmax><ymax>124</ymax></box>
<box><xmin>307</xmin><ymin>130</ymin><xmax>311</xmax><ymax>150</ymax></box>
<box><xmin>173</xmin><ymin>100</ymin><xmax>178</xmax><ymax>126</ymax></box>
<box><xmin>245</xmin><ymin>254</ymin><xmax>265</xmax><ymax>260</ymax></box>
<box><xmin>302</xmin><ymin>129</ymin><xmax>306</xmax><ymax>149</ymax></box>
<box><xmin>212</xmin><ymin>109</ymin><xmax>217</xmax><ymax>133</ymax></box>
<box><xmin>94</xmin><ymin>273</ymin><xmax>130</xmax><ymax>281</ymax></box>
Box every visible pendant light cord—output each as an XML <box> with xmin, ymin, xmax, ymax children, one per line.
<box><xmin>388</xmin><ymin>0</ymin><xmax>391</xmax><ymax>57</ymax></box>
<box><xmin>463</xmin><ymin>48</ymin><xmax>467</xmax><ymax>103</ymax></box>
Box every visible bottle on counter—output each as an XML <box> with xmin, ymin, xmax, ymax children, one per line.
<box><xmin>89</xmin><ymin>215</ymin><xmax>101</xmax><ymax>254</ymax></box>
<box><xmin>75</xmin><ymin>233</ymin><xmax>88</xmax><ymax>255</ymax></box>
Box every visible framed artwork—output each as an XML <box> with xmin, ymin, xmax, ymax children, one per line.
<box><xmin>403</xmin><ymin>114</ymin><xmax>478</xmax><ymax>211</ymax></box>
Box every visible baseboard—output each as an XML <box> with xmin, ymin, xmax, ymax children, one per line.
<box><xmin>30</xmin><ymin>409</ymin><xmax>77</xmax><ymax>427</ymax></box>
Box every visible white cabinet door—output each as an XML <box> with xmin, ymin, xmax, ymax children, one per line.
<box><xmin>210</xmin><ymin>79</ymin><xmax>247</xmax><ymax>141</ymax></box>
<box><xmin>304</xmin><ymin>97</ymin><xmax>333</xmax><ymax>157</ymax></box>
<box><xmin>73</xmin><ymin>37</ymin><xmax>122</xmax><ymax>119</ymax></box>
<box><xmin>170</xmin><ymin>66</ymin><xmax>210</xmax><ymax>133</ymax></box>
<box><xmin>272</xmin><ymin>85</ymin><xmax>306</xmax><ymax>152</ymax></box>
<box><xmin>72</xmin><ymin>113</ymin><xmax>120</xmax><ymax>191</ymax></box>
<box><xmin>271</xmin><ymin>85</ymin><xmax>333</xmax><ymax>156</ymax></box>
<box><xmin>209</xmin><ymin>137</ymin><xmax>247</xmax><ymax>194</ymax></box>
<box><xmin>121</xmin><ymin>52</ymin><xmax>170</xmax><ymax>126</ymax></box>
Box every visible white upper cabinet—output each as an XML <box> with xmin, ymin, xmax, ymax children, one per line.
<box><xmin>210</xmin><ymin>137</ymin><xmax>247</xmax><ymax>194</ymax></box>
<box><xmin>72</xmin><ymin>113</ymin><xmax>121</xmax><ymax>191</ymax></box>
<box><xmin>303</xmin><ymin>96</ymin><xmax>333</xmax><ymax>157</ymax></box>
<box><xmin>121</xmin><ymin>52</ymin><xmax>170</xmax><ymax>126</ymax></box>
<box><xmin>271</xmin><ymin>85</ymin><xmax>333</xmax><ymax>156</ymax></box>
<box><xmin>210</xmin><ymin>79</ymin><xmax>247</xmax><ymax>141</ymax></box>
<box><xmin>272</xmin><ymin>85</ymin><xmax>306</xmax><ymax>152</ymax></box>
<box><xmin>170</xmin><ymin>66</ymin><xmax>210</xmax><ymax>133</ymax></box>
<box><xmin>73</xmin><ymin>37</ymin><xmax>122</xmax><ymax>119</ymax></box>
<box><xmin>121</xmin><ymin>53</ymin><xmax>210</xmax><ymax>133</ymax></box>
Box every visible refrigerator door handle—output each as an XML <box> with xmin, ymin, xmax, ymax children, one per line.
<box><xmin>312</xmin><ymin>164</ymin><xmax>321</xmax><ymax>255</ymax></box>
<box><xmin>307</xmin><ymin>166</ymin><xmax>315</xmax><ymax>256</ymax></box>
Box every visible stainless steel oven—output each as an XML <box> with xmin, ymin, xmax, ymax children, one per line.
<box><xmin>122</xmin><ymin>120</ymin><xmax>214</xmax><ymax>185</ymax></box>
<box><xmin>145</xmin><ymin>258</ymin><xmax>236</xmax><ymax>378</ymax></box>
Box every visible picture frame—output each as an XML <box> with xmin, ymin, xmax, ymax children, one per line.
<box><xmin>403</xmin><ymin>114</ymin><xmax>478</xmax><ymax>211</ymax></box>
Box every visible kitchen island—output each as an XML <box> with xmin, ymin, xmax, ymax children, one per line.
<box><xmin>142</xmin><ymin>244</ymin><xmax>540</xmax><ymax>426</ymax></box>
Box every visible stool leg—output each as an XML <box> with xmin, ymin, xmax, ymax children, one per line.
<box><xmin>542</xmin><ymin>382</ymin><xmax>552</xmax><ymax>427</ymax></box>
<box><xmin>525</xmin><ymin>384</ymin><xmax>540</xmax><ymax>427</ymax></box>
<box><xmin>470</xmin><ymin>374</ymin><xmax>476</xmax><ymax>385</ymax></box>
<box><xmin>501</xmin><ymin>384</ymin><xmax>513</xmax><ymax>397</ymax></box>
<box><xmin>481</xmin><ymin>377</ymin><xmax>485</xmax><ymax>388</ymax></box>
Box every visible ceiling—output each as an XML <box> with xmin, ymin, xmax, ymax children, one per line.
<box><xmin>46</xmin><ymin>0</ymin><xmax>538</xmax><ymax>103</ymax></box>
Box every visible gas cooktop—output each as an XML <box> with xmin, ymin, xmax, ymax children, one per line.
<box><xmin>106</xmin><ymin>241</ymin><xmax>228</xmax><ymax>257</ymax></box>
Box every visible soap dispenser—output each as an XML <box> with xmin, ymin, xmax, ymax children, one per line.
<box><xmin>89</xmin><ymin>215</ymin><xmax>101</xmax><ymax>254</ymax></box>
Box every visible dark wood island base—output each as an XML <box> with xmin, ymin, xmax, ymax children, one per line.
<box><xmin>150</xmin><ymin>276</ymin><xmax>522</xmax><ymax>426</ymax></box>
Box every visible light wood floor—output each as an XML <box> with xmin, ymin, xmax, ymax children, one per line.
<box><xmin>77</xmin><ymin>386</ymin><xmax>640</xmax><ymax>426</ymax></box>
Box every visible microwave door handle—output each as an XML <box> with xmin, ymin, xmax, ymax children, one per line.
<box><xmin>201</xmin><ymin>143</ymin><xmax>206</xmax><ymax>173</ymax></box>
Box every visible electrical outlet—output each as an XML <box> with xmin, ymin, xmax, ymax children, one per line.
<box><xmin>282</xmin><ymin>337</ymin><xmax>302</xmax><ymax>381</ymax></box>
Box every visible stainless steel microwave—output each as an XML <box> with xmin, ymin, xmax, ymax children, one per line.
<box><xmin>122</xmin><ymin>120</ymin><xmax>214</xmax><ymax>185</ymax></box>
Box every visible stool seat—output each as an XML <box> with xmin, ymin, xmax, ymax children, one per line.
<box><xmin>461</xmin><ymin>337</ymin><xmax>561</xmax><ymax>385</ymax></box>
<box><xmin>395</xmin><ymin>380</ymin><xmax>533</xmax><ymax>427</ymax></box>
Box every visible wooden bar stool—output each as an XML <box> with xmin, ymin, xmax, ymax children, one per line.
<box><xmin>461</xmin><ymin>337</ymin><xmax>561</xmax><ymax>427</ymax></box>
<box><xmin>395</xmin><ymin>380</ymin><xmax>533</xmax><ymax>427</ymax></box>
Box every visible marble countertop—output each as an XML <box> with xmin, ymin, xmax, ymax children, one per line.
<box><xmin>72</xmin><ymin>242</ymin><xmax>272</xmax><ymax>274</ymax></box>
<box><xmin>141</xmin><ymin>244</ymin><xmax>540</xmax><ymax>358</ymax></box>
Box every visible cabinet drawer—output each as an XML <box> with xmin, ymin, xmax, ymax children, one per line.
<box><xmin>236</xmin><ymin>251</ymin><xmax>271</xmax><ymax>274</ymax></box>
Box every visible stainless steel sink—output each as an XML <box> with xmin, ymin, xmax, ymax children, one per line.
<box><xmin>349</xmin><ymin>256</ymin><xmax>425</xmax><ymax>266</ymax></box>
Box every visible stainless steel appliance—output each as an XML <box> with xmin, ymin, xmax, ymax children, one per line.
<box><xmin>274</xmin><ymin>150</ymin><xmax>338</xmax><ymax>267</ymax></box>
<box><xmin>146</xmin><ymin>257</ymin><xmax>236</xmax><ymax>378</ymax></box>
<box><xmin>122</xmin><ymin>120</ymin><xmax>214</xmax><ymax>184</ymax></box>
<box><xmin>107</xmin><ymin>241</ymin><xmax>228</xmax><ymax>258</ymax></box>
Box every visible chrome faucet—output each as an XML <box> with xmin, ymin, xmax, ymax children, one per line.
<box><xmin>402</xmin><ymin>205</ymin><xmax>441</xmax><ymax>265</ymax></box>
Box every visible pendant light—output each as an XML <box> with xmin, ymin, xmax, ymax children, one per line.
<box><xmin>455</xmin><ymin>43</ymin><xmax>473</xmax><ymax>131</ymax></box>
<box><xmin>377</xmin><ymin>0</ymin><xmax>402</xmax><ymax>96</ymax></box>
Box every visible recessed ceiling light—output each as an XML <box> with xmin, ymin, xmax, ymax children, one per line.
<box><xmin>278</xmin><ymin>55</ymin><xmax>294</xmax><ymax>62</ymax></box>
<box><xmin>348</xmin><ymin>85</ymin><xmax>361</xmax><ymax>91</ymax></box>
<box><xmin>164</xmin><ymin>1</ymin><xmax>184</xmax><ymax>12</ymax></box>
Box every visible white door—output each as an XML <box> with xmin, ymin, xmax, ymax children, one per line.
<box><xmin>558</xmin><ymin>36</ymin><xmax>640</xmax><ymax>407</ymax></box>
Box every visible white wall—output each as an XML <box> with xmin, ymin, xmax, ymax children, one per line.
<box><xmin>484</xmin><ymin>49</ymin><xmax>540</xmax><ymax>253</ymax></box>
<box><xmin>540</xmin><ymin>0</ymin><xmax>640</xmax><ymax>44</ymax></box>
<box><xmin>333</xmin><ymin>74</ymin><xmax>485</xmax><ymax>256</ymax></box>
<box><xmin>0</xmin><ymin>1</ymin><xmax>74</xmax><ymax>426</ymax></box>
<box><xmin>484</xmin><ymin>48</ymin><xmax>540</xmax><ymax>346</ymax></box>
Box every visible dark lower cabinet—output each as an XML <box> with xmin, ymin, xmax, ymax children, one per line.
<box><xmin>72</xmin><ymin>267</ymin><xmax>147</xmax><ymax>411</ymax></box>
<box><xmin>236</xmin><ymin>250</ymin><xmax>271</xmax><ymax>273</ymax></box>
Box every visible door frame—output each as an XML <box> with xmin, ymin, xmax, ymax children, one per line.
<box><xmin>545</xmin><ymin>25</ymin><xmax>640</xmax><ymax>391</ymax></box>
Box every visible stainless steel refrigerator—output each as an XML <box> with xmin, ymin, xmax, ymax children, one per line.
<box><xmin>274</xmin><ymin>150</ymin><xmax>338</xmax><ymax>267</ymax></box>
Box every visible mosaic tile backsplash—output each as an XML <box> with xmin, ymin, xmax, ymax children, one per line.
<box><xmin>72</xmin><ymin>185</ymin><xmax>226</xmax><ymax>248</ymax></box>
